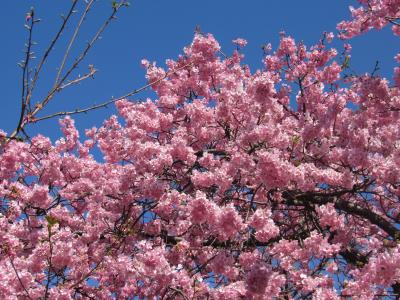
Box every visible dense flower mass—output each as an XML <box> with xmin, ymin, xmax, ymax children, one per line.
<box><xmin>0</xmin><ymin>1</ymin><xmax>400</xmax><ymax>298</ymax></box>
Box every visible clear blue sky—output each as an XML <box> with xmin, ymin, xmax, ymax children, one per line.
<box><xmin>0</xmin><ymin>1</ymin><xmax>397</xmax><ymax>140</ymax></box>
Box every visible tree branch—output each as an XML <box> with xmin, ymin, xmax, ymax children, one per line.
<box><xmin>9</xmin><ymin>256</ymin><xmax>32</xmax><ymax>300</ymax></box>
<box><xmin>27</xmin><ymin>0</ymin><xmax>79</xmax><ymax>106</ymax></box>
<box><xmin>54</xmin><ymin>0</ymin><xmax>95</xmax><ymax>85</ymax></box>
<box><xmin>32</xmin><ymin>62</ymin><xmax>192</xmax><ymax>122</ymax></box>
<box><xmin>282</xmin><ymin>190</ymin><xmax>400</xmax><ymax>239</ymax></box>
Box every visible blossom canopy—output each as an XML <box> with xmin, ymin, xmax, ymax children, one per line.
<box><xmin>1</xmin><ymin>1</ymin><xmax>400</xmax><ymax>299</ymax></box>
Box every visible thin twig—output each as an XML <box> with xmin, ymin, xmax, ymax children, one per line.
<box><xmin>385</xmin><ymin>17</ymin><xmax>400</xmax><ymax>26</ymax></box>
<box><xmin>44</xmin><ymin>224</ymin><xmax>55</xmax><ymax>300</ymax></box>
<box><xmin>27</xmin><ymin>0</ymin><xmax>79</xmax><ymax>107</ymax></box>
<box><xmin>33</xmin><ymin>62</ymin><xmax>192</xmax><ymax>122</ymax></box>
<box><xmin>9</xmin><ymin>256</ymin><xmax>32</xmax><ymax>300</ymax></box>
<box><xmin>10</xmin><ymin>1</ymin><xmax>127</xmax><ymax>139</ymax></box>
<box><xmin>54</xmin><ymin>0</ymin><xmax>95</xmax><ymax>85</ymax></box>
<box><xmin>168</xmin><ymin>287</ymin><xmax>190</xmax><ymax>300</ymax></box>
<box><xmin>35</xmin><ymin>0</ymin><xmax>126</xmax><ymax>115</ymax></box>
<box><xmin>16</xmin><ymin>9</ymin><xmax>35</xmax><ymax>136</ymax></box>
<box><xmin>59</xmin><ymin>65</ymin><xmax>97</xmax><ymax>90</ymax></box>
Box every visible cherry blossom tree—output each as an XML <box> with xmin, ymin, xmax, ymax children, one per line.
<box><xmin>1</xmin><ymin>1</ymin><xmax>400</xmax><ymax>299</ymax></box>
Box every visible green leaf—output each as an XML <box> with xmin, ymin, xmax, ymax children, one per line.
<box><xmin>45</xmin><ymin>215</ymin><xmax>58</xmax><ymax>227</ymax></box>
<box><xmin>293</xmin><ymin>160</ymin><xmax>301</xmax><ymax>167</ymax></box>
<box><xmin>292</xmin><ymin>135</ymin><xmax>301</xmax><ymax>145</ymax></box>
<box><xmin>341</xmin><ymin>55</ymin><xmax>350</xmax><ymax>70</ymax></box>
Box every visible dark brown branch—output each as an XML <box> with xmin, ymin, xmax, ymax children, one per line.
<box><xmin>16</xmin><ymin>9</ymin><xmax>35</xmax><ymax>136</ymax></box>
<box><xmin>9</xmin><ymin>256</ymin><xmax>32</xmax><ymax>299</ymax></box>
<box><xmin>282</xmin><ymin>190</ymin><xmax>400</xmax><ymax>239</ymax></box>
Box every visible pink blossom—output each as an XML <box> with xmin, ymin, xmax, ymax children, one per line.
<box><xmin>1</xmin><ymin>4</ymin><xmax>400</xmax><ymax>297</ymax></box>
<box><xmin>232</xmin><ymin>38</ymin><xmax>248</xmax><ymax>47</ymax></box>
<box><xmin>245</xmin><ymin>264</ymin><xmax>271</xmax><ymax>295</ymax></box>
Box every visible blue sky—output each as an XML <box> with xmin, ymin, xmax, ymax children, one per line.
<box><xmin>0</xmin><ymin>1</ymin><xmax>398</xmax><ymax>140</ymax></box>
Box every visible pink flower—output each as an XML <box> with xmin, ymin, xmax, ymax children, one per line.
<box><xmin>250</xmin><ymin>209</ymin><xmax>279</xmax><ymax>242</ymax></box>
<box><xmin>325</xmin><ymin>32</ymin><xmax>335</xmax><ymax>43</ymax></box>
<box><xmin>246</xmin><ymin>264</ymin><xmax>271</xmax><ymax>295</ymax></box>
<box><xmin>392</xmin><ymin>24</ymin><xmax>400</xmax><ymax>36</ymax></box>
<box><xmin>1</xmin><ymin>7</ymin><xmax>400</xmax><ymax>297</ymax></box>
<box><xmin>232</xmin><ymin>38</ymin><xmax>248</xmax><ymax>47</ymax></box>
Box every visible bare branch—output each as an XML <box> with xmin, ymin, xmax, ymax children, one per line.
<box><xmin>15</xmin><ymin>8</ymin><xmax>35</xmax><ymax>136</ymax></box>
<box><xmin>58</xmin><ymin>64</ymin><xmax>97</xmax><ymax>90</ymax></box>
<box><xmin>54</xmin><ymin>0</ymin><xmax>95</xmax><ymax>85</ymax></box>
<box><xmin>282</xmin><ymin>190</ymin><xmax>400</xmax><ymax>239</ymax></box>
<box><xmin>10</xmin><ymin>1</ymin><xmax>128</xmax><ymax>139</ymax></box>
<box><xmin>32</xmin><ymin>0</ymin><xmax>127</xmax><ymax>119</ymax></box>
<box><xmin>27</xmin><ymin>0</ymin><xmax>79</xmax><ymax>107</ymax></box>
<box><xmin>33</xmin><ymin>62</ymin><xmax>192</xmax><ymax>122</ymax></box>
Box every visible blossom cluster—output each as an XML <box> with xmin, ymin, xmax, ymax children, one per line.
<box><xmin>0</xmin><ymin>1</ymin><xmax>400</xmax><ymax>298</ymax></box>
